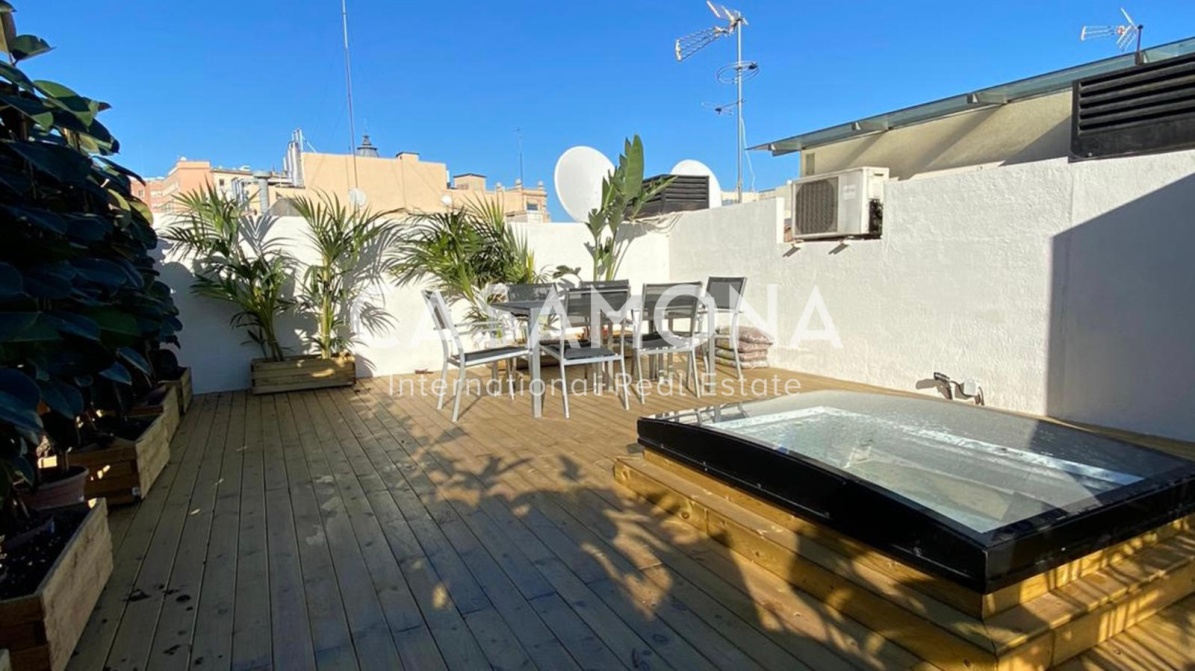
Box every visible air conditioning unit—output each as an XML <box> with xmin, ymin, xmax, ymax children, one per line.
<box><xmin>786</xmin><ymin>167</ymin><xmax>888</xmax><ymax>240</ymax></box>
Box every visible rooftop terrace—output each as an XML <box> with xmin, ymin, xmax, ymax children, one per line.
<box><xmin>68</xmin><ymin>371</ymin><xmax>1195</xmax><ymax>670</ymax></box>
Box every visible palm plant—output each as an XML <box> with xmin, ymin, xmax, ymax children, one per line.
<box><xmin>390</xmin><ymin>197</ymin><xmax>544</xmax><ymax>318</ymax></box>
<box><xmin>584</xmin><ymin>135</ymin><xmax>674</xmax><ymax>281</ymax></box>
<box><xmin>163</xmin><ymin>188</ymin><xmax>293</xmax><ymax>361</ymax></box>
<box><xmin>291</xmin><ymin>193</ymin><xmax>398</xmax><ymax>359</ymax></box>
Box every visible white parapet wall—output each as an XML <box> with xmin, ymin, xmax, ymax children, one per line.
<box><xmin>668</xmin><ymin>150</ymin><xmax>1195</xmax><ymax>442</ymax></box>
<box><xmin>161</xmin><ymin>218</ymin><xmax>670</xmax><ymax>395</ymax></box>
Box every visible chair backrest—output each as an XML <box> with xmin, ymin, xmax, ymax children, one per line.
<box><xmin>580</xmin><ymin>279</ymin><xmax>631</xmax><ymax>291</ymax></box>
<box><xmin>563</xmin><ymin>286</ymin><xmax>631</xmax><ymax>329</ymax></box>
<box><xmin>507</xmin><ymin>283</ymin><xmax>556</xmax><ymax>302</ymax></box>
<box><xmin>421</xmin><ymin>289</ymin><xmax>463</xmax><ymax>357</ymax></box>
<box><xmin>706</xmin><ymin>276</ymin><xmax>747</xmax><ymax>312</ymax></box>
<box><xmin>641</xmin><ymin>282</ymin><xmax>702</xmax><ymax>321</ymax></box>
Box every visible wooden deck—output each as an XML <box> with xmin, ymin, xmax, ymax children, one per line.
<box><xmin>65</xmin><ymin>368</ymin><xmax>1195</xmax><ymax>670</ymax></box>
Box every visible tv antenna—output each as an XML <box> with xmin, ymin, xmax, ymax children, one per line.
<box><xmin>341</xmin><ymin>0</ymin><xmax>360</xmax><ymax>200</ymax></box>
<box><xmin>1081</xmin><ymin>7</ymin><xmax>1145</xmax><ymax>64</ymax></box>
<box><xmin>676</xmin><ymin>1</ymin><xmax>756</xmax><ymax>203</ymax></box>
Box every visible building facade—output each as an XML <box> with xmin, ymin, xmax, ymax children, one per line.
<box><xmin>139</xmin><ymin>132</ymin><xmax>550</xmax><ymax>222</ymax></box>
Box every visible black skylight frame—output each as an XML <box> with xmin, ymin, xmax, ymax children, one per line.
<box><xmin>637</xmin><ymin>394</ymin><xmax>1195</xmax><ymax>594</ymax></box>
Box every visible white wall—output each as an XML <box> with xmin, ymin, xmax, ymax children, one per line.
<box><xmin>161</xmin><ymin>219</ymin><xmax>670</xmax><ymax>395</ymax></box>
<box><xmin>669</xmin><ymin>150</ymin><xmax>1195</xmax><ymax>441</ymax></box>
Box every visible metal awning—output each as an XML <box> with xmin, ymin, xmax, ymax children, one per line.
<box><xmin>754</xmin><ymin>36</ymin><xmax>1195</xmax><ymax>156</ymax></box>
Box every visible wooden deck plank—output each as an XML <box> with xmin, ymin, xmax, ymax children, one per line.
<box><xmin>293</xmin><ymin>392</ymin><xmax>403</xmax><ymax>670</ymax></box>
<box><xmin>260</xmin><ymin>394</ymin><xmax>317</xmax><ymax>671</ymax></box>
<box><xmin>100</xmin><ymin>388</ymin><xmax>218</xmax><ymax>671</ymax></box>
<box><xmin>188</xmin><ymin>391</ymin><xmax>248</xmax><ymax>670</ymax></box>
<box><xmin>145</xmin><ymin>393</ymin><xmax>232</xmax><ymax>671</ymax></box>
<box><xmin>67</xmin><ymin>367</ymin><xmax>1195</xmax><ymax>671</ymax></box>
<box><xmin>273</xmin><ymin>394</ymin><xmax>358</xmax><ymax>671</ymax></box>
<box><xmin>68</xmin><ymin>393</ymin><xmax>219</xmax><ymax>671</ymax></box>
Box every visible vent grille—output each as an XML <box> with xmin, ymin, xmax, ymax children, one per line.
<box><xmin>792</xmin><ymin>176</ymin><xmax>838</xmax><ymax>237</ymax></box>
<box><xmin>636</xmin><ymin>174</ymin><xmax>710</xmax><ymax>217</ymax></box>
<box><xmin>1073</xmin><ymin>51</ymin><xmax>1195</xmax><ymax>160</ymax></box>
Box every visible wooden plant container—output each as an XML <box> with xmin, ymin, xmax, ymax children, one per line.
<box><xmin>126</xmin><ymin>383</ymin><xmax>181</xmax><ymax>443</ymax></box>
<box><xmin>0</xmin><ymin>501</ymin><xmax>113</xmax><ymax>671</ymax></box>
<box><xmin>162</xmin><ymin>367</ymin><xmax>193</xmax><ymax>414</ymax></box>
<box><xmin>251</xmin><ymin>354</ymin><xmax>355</xmax><ymax>395</ymax></box>
<box><xmin>70</xmin><ymin>391</ymin><xmax>176</xmax><ymax>506</ymax></box>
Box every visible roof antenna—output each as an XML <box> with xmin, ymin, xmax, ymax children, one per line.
<box><xmin>341</xmin><ymin>0</ymin><xmax>361</xmax><ymax>200</ymax></box>
<box><xmin>675</xmin><ymin>2</ymin><xmax>757</xmax><ymax>204</ymax></box>
<box><xmin>1081</xmin><ymin>7</ymin><xmax>1145</xmax><ymax>65</ymax></box>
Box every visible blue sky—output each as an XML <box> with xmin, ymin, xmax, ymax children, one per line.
<box><xmin>16</xmin><ymin>1</ymin><xmax>1195</xmax><ymax>217</ymax></box>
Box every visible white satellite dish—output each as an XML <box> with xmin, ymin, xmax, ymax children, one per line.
<box><xmin>554</xmin><ymin>146</ymin><xmax>614</xmax><ymax>222</ymax></box>
<box><xmin>348</xmin><ymin>188</ymin><xmax>367</xmax><ymax>208</ymax></box>
<box><xmin>671</xmin><ymin>159</ymin><xmax>723</xmax><ymax>208</ymax></box>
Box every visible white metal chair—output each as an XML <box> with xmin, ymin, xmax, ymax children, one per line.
<box><xmin>540</xmin><ymin>286</ymin><xmax>631</xmax><ymax>418</ymax></box>
<box><xmin>705</xmin><ymin>276</ymin><xmax>748</xmax><ymax>380</ymax></box>
<box><xmin>633</xmin><ymin>282</ymin><xmax>705</xmax><ymax>401</ymax></box>
<box><xmin>422</xmin><ymin>289</ymin><xmax>531</xmax><ymax>422</ymax></box>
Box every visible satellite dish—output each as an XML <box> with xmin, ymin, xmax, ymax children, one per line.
<box><xmin>671</xmin><ymin>159</ymin><xmax>723</xmax><ymax>208</ymax></box>
<box><xmin>348</xmin><ymin>188</ymin><xmax>367</xmax><ymax>208</ymax></box>
<box><xmin>554</xmin><ymin>146</ymin><xmax>614</xmax><ymax>222</ymax></box>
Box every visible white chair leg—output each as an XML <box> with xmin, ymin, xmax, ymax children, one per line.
<box><xmin>691</xmin><ymin>351</ymin><xmax>703</xmax><ymax>398</ymax></box>
<box><xmin>634</xmin><ymin>353</ymin><xmax>647</xmax><ymax>404</ymax></box>
<box><xmin>559</xmin><ymin>363</ymin><xmax>570</xmax><ymax>419</ymax></box>
<box><xmin>437</xmin><ymin>360</ymin><xmax>449</xmax><ymax>409</ymax></box>
<box><xmin>451</xmin><ymin>365</ymin><xmax>466</xmax><ymax>422</ymax></box>
<box><xmin>618</xmin><ymin>355</ymin><xmax>630</xmax><ymax>410</ymax></box>
<box><xmin>507</xmin><ymin>360</ymin><xmax>516</xmax><ymax>400</ymax></box>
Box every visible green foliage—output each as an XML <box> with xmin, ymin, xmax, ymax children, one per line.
<box><xmin>584</xmin><ymin>136</ymin><xmax>674</xmax><ymax>281</ymax></box>
<box><xmin>291</xmin><ymin>193</ymin><xmax>399</xmax><ymax>359</ymax></box>
<box><xmin>164</xmin><ymin>188</ymin><xmax>292</xmax><ymax>362</ymax></box>
<box><xmin>0</xmin><ymin>8</ymin><xmax>180</xmax><ymax>519</ymax></box>
<box><xmin>390</xmin><ymin>197</ymin><xmax>545</xmax><ymax>318</ymax></box>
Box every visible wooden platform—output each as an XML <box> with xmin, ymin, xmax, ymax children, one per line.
<box><xmin>64</xmin><ymin>368</ymin><xmax>1195</xmax><ymax>670</ymax></box>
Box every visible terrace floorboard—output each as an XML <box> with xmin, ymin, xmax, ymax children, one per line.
<box><xmin>66</xmin><ymin>367</ymin><xmax>1195</xmax><ymax>670</ymax></box>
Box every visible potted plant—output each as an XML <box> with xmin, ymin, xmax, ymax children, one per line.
<box><xmin>578</xmin><ymin>135</ymin><xmax>674</xmax><ymax>282</ymax></box>
<box><xmin>164</xmin><ymin>188</ymin><xmax>297</xmax><ymax>393</ymax></box>
<box><xmin>0</xmin><ymin>7</ymin><xmax>173</xmax><ymax>667</ymax></box>
<box><xmin>248</xmin><ymin>193</ymin><xmax>400</xmax><ymax>393</ymax></box>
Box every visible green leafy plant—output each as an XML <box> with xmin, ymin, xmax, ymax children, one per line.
<box><xmin>291</xmin><ymin>193</ymin><xmax>399</xmax><ymax>359</ymax></box>
<box><xmin>164</xmin><ymin>187</ymin><xmax>292</xmax><ymax>362</ymax></box>
<box><xmin>0</xmin><ymin>4</ymin><xmax>180</xmax><ymax>521</ymax></box>
<box><xmin>390</xmin><ymin>197</ymin><xmax>544</xmax><ymax>318</ymax></box>
<box><xmin>582</xmin><ymin>136</ymin><xmax>673</xmax><ymax>281</ymax></box>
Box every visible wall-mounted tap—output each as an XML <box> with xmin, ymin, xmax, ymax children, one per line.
<box><xmin>932</xmin><ymin>372</ymin><xmax>985</xmax><ymax>406</ymax></box>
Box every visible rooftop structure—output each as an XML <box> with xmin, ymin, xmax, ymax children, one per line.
<box><xmin>755</xmin><ymin>36</ymin><xmax>1195</xmax><ymax>180</ymax></box>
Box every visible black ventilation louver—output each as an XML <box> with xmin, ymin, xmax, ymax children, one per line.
<box><xmin>1072</xmin><ymin>50</ymin><xmax>1195</xmax><ymax>161</ymax></box>
<box><xmin>635</xmin><ymin>175</ymin><xmax>710</xmax><ymax>217</ymax></box>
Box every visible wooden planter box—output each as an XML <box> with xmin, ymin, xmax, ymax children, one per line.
<box><xmin>251</xmin><ymin>355</ymin><xmax>355</xmax><ymax>395</ymax></box>
<box><xmin>126</xmin><ymin>383</ymin><xmax>181</xmax><ymax>443</ymax></box>
<box><xmin>0</xmin><ymin>501</ymin><xmax>113</xmax><ymax>671</ymax></box>
<box><xmin>162</xmin><ymin>367</ymin><xmax>193</xmax><ymax>414</ymax></box>
<box><xmin>70</xmin><ymin>392</ymin><xmax>176</xmax><ymax>506</ymax></box>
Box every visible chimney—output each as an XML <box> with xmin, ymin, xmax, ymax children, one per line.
<box><xmin>253</xmin><ymin>171</ymin><xmax>270</xmax><ymax>213</ymax></box>
<box><xmin>356</xmin><ymin>134</ymin><xmax>379</xmax><ymax>158</ymax></box>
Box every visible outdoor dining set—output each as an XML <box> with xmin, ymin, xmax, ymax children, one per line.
<box><xmin>421</xmin><ymin>277</ymin><xmax>748</xmax><ymax>421</ymax></box>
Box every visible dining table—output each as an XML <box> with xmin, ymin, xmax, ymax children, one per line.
<box><xmin>493</xmin><ymin>293</ymin><xmax>720</xmax><ymax>418</ymax></box>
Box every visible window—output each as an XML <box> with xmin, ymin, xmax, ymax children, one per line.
<box><xmin>527</xmin><ymin>202</ymin><xmax>540</xmax><ymax>211</ymax></box>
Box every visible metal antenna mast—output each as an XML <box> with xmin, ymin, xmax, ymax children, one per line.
<box><xmin>676</xmin><ymin>1</ymin><xmax>755</xmax><ymax>203</ymax></box>
<box><xmin>1081</xmin><ymin>7</ymin><xmax>1145</xmax><ymax>65</ymax></box>
<box><xmin>341</xmin><ymin>0</ymin><xmax>360</xmax><ymax>194</ymax></box>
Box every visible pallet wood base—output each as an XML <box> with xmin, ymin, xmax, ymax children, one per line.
<box><xmin>162</xmin><ymin>367</ymin><xmax>193</xmax><ymax>414</ymax></box>
<box><xmin>251</xmin><ymin>355</ymin><xmax>355</xmax><ymax>395</ymax></box>
<box><xmin>70</xmin><ymin>390</ymin><xmax>177</xmax><ymax>506</ymax></box>
<box><xmin>0</xmin><ymin>501</ymin><xmax>113</xmax><ymax>671</ymax></box>
<box><xmin>615</xmin><ymin>452</ymin><xmax>1195</xmax><ymax>671</ymax></box>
